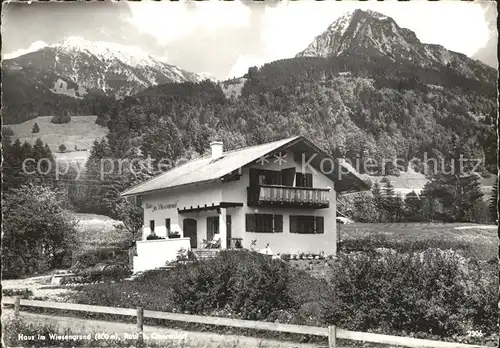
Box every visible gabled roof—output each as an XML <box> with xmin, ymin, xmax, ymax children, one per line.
<box><xmin>121</xmin><ymin>136</ymin><xmax>369</xmax><ymax>197</ymax></box>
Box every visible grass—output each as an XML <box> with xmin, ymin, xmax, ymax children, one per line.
<box><xmin>70</xmin><ymin>213</ymin><xmax>129</xmax><ymax>254</ymax></box>
<box><xmin>337</xmin><ymin>222</ymin><xmax>497</xmax><ymax>261</ymax></box>
<box><xmin>7</xmin><ymin>115</ymin><xmax>108</xmax><ymax>164</ymax></box>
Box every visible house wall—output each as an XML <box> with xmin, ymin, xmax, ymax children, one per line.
<box><xmin>221</xmin><ymin>150</ymin><xmax>337</xmax><ymax>254</ymax></box>
<box><xmin>141</xmin><ymin>183</ymin><xmax>223</xmax><ymax>239</ymax></box>
<box><xmin>140</xmin><ymin>149</ymin><xmax>337</xmax><ymax>255</ymax></box>
<box><xmin>133</xmin><ymin>238</ymin><xmax>191</xmax><ymax>273</ymax></box>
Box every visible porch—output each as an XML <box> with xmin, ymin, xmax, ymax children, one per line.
<box><xmin>177</xmin><ymin>202</ymin><xmax>244</xmax><ymax>251</ymax></box>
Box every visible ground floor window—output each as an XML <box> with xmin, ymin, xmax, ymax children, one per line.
<box><xmin>165</xmin><ymin>218</ymin><xmax>171</xmax><ymax>233</ymax></box>
<box><xmin>289</xmin><ymin>215</ymin><xmax>324</xmax><ymax>234</ymax></box>
<box><xmin>149</xmin><ymin>220</ymin><xmax>155</xmax><ymax>233</ymax></box>
<box><xmin>246</xmin><ymin>214</ymin><xmax>283</xmax><ymax>233</ymax></box>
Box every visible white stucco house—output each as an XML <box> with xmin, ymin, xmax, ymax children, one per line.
<box><xmin>121</xmin><ymin>136</ymin><xmax>369</xmax><ymax>273</ymax></box>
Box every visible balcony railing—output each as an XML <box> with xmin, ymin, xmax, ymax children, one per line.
<box><xmin>247</xmin><ymin>185</ymin><xmax>330</xmax><ymax>209</ymax></box>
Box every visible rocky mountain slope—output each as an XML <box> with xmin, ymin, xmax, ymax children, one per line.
<box><xmin>297</xmin><ymin>9</ymin><xmax>495</xmax><ymax>83</ymax></box>
<box><xmin>2</xmin><ymin>36</ymin><xmax>213</xmax><ymax>100</ymax></box>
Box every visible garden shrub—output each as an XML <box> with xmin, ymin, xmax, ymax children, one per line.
<box><xmin>146</xmin><ymin>235</ymin><xmax>166</xmax><ymax>240</ymax></box>
<box><xmin>73</xmin><ymin>247</ymin><xmax>128</xmax><ymax>270</ymax></box>
<box><xmin>321</xmin><ymin>250</ymin><xmax>498</xmax><ymax>338</ymax></box>
<box><xmin>169</xmin><ymin>250</ymin><xmax>294</xmax><ymax>320</ymax></box>
<box><xmin>74</xmin><ymin>263</ymin><xmax>130</xmax><ymax>283</ymax></box>
<box><xmin>2</xmin><ymin>288</ymin><xmax>33</xmax><ymax>298</ymax></box>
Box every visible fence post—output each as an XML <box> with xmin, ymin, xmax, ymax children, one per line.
<box><xmin>137</xmin><ymin>306</ymin><xmax>144</xmax><ymax>344</ymax></box>
<box><xmin>14</xmin><ymin>296</ymin><xmax>21</xmax><ymax>318</ymax></box>
<box><xmin>328</xmin><ymin>325</ymin><xmax>336</xmax><ymax>348</ymax></box>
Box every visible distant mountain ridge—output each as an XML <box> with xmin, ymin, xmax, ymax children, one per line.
<box><xmin>296</xmin><ymin>9</ymin><xmax>496</xmax><ymax>83</ymax></box>
<box><xmin>2</xmin><ymin>36</ymin><xmax>214</xmax><ymax>100</ymax></box>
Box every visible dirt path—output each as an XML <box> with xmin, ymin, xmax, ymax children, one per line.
<box><xmin>2</xmin><ymin>275</ymin><xmax>78</xmax><ymax>301</ymax></box>
<box><xmin>3</xmin><ymin>310</ymin><xmax>325</xmax><ymax>348</ymax></box>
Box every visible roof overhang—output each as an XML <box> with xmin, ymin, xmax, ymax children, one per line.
<box><xmin>120</xmin><ymin>136</ymin><xmax>370</xmax><ymax>197</ymax></box>
<box><xmin>255</xmin><ymin>136</ymin><xmax>371</xmax><ymax>193</ymax></box>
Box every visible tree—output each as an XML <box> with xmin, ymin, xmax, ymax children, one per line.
<box><xmin>352</xmin><ymin>192</ymin><xmax>379</xmax><ymax>222</ymax></box>
<box><xmin>141</xmin><ymin>117</ymin><xmax>184</xmax><ymax>170</ymax></box>
<box><xmin>489</xmin><ymin>179</ymin><xmax>498</xmax><ymax>223</ymax></box>
<box><xmin>2</xmin><ymin>126</ymin><xmax>15</xmax><ymax>137</ymax></box>
<box><xmin>59</xmin><ymin>144</ymin><xmax>67</xmax><ymax>153</ymax></box>
<box><xmin>371</xmin><ymin>181</ymin><xmax>383</xmax><ymax>222</ymax></box>
<box><xmin>51</xmin><ymin>113</ymin><xmax>71</xmax><ymax>124</ymax></box>
<box><xmin>2</xmin><ymin>184</ymin><xmax>77</xmax><ymax>276</ymax></box>
<box><xmin>31</xmin><ymin>122</ymin><xmax>40</xmax><ymax>133</ymax></box>
<box><xmin>422</xmin><ymin>172</ymin><xmax>484</xmax><ymax>222</ymax></box>
<box><xmin>404</xmin><ymin>191</ymin><xmax>423</xmax><ymax>221</ymax></box>
<box><xmin>113</xmin><ymin>198</ymin><xmax>144</xmax><ymax>247</ymax></box>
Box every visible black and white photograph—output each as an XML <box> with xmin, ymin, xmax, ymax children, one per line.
<box><xmin>1</xmin><ymin>0</ymin><xmax>498</xmax><ymax>347</ymax></box>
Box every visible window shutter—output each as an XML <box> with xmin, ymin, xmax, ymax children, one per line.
<box><xmin>305</xmin><ymin>173</ymin><xmax>313</xmax><ymax>188</ymax></box>
<box><xmin>274</xmin><ymin>215</ymin><xmax>283</xmax><ymax>233</ymax></box>
<box><xmin>290</xmin><ymin>215</ymin><xmax>297</xmax><ymax>233</ymax></box>
<box><xmin>281</xmin><ymin>167</ymin><xmax>296</xmax><ymax>186</ymax></box>
<box><xmin>245</xmin><ymin>214</ymin><xmax>255</xmax><ymax>232</ymax></box>
<box><xmin>249</xmin><ymin>169</ymin><xmax>259</xmax><ymax>187</ymax></box>
<box><xmin>295</xmin><ymin>173</ymin><xmax>304</xmax><ymax>187</ymax></box>
<box><xmin>315</xmin><ymin>216</ymin><xmax>324</xmax><ymax>234</ymax></box>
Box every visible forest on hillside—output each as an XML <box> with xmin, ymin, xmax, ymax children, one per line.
<box><xmin>2</xmin><ymin>55</ymin><xmax>497</xmax><ymax>219</ymax></box>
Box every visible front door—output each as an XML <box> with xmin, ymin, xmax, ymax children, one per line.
<box><xmin>183</xmin><ymin>218</ymin><xmax>197</xmax><ymax>249</ymax></box>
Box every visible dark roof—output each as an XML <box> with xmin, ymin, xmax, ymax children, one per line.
<box><xmin>121</xmin><ymin>136</ymin><xmax>370</xmax><ymax>196</ymax></box>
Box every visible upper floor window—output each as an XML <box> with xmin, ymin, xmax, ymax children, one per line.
<box><xmin>295</xmin><ymin>172</ymin><xmax>313</xmax><ymax>188</ymax></box>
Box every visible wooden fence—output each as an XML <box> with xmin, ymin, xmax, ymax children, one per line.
<box><xmin>3</xmin><ymin>297</ymin><xmax>489</xmax><ymax>348</ymax></box>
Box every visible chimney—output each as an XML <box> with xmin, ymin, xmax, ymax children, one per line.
<box><xmin>210</xmin><ymin>141</ymin><xmax>223</xmax><ymax>160</ymax></box>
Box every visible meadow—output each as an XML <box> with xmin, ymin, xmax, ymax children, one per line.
<box><xmin>71</xmin><ymin>213</ymin><xmax>128</xmax><ymax>254</ymax></box>
<box><xmin>338</xmin><ymin>222</ymin><xmax>497</xmax><ymax>261</ymax></box>
<box><xmin>7</xmin><ymin>115</ymin><xmax>108</xmax><ymax>164</ymax></box>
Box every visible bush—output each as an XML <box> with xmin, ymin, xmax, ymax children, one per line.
<box><xmin>146</xmin><ymin>234</ymin><xmax>166</xmax><ymax>240</ymax></box>
<box><xmin>169</xmin><ymin>250</ymin><xmax>294</xmax><ymax>320</ymax></box>
<box><xmin>73</xmin><ymin>247</ymin><xmax>127</xmax><ymax>269</ymax></box>
<box><xmin>2</xmin><ymin>288</ymin><xmax>33</xmax><ymax>298</ymax></box>
<box><xmin>59</xmin><ymin>144</ymin><xmax>67</xmax><ymax>153</ymax></box>
<box><xmin>321</xmin><ymin>250</ymin><xmax>498</xmax><ymax>338</ymax></box>
<box><xmin>32</xmin><ymin>122</ymin><xmax>40</xmax><ymax>133</ymax></box>
<box><xmin>76</xmin><ymin>263</ymin><xmax>130</xmax><ymax>282</ymax></box>
<box><xmin>51</xmin><ymin>113</ymin><xmax>71</xmax><ymax>124</ymax></box>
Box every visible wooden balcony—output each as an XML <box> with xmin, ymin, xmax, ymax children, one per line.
<box><xmin>247</xmin><ymin>185</ymin><xmax>330</xmax><ymax>209</ymax></box>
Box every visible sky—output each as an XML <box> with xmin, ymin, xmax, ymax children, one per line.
<box><xmin>1</xmin><ymin>0</ymin><xmax>497</xmax><ymax>80</ymax></box>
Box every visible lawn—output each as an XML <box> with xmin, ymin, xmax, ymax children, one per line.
<box><xmin>337</xmin><ymin>222</ymin><xmax>497</xmax><ymax>261</ymax></box>
<box><xmin>7</xmin><ymin>115</ymin><xmax>108</xmax><ymax>165</ymax></box>
<box><xmin>70</xmin><ymin>213</ymin><xmax>129</xmax><ymax>254</ymax></box>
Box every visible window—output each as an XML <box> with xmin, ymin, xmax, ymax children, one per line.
<box><xmin>290</xmin><ymin>215</ymin><xmax>324</xmax><ymax>234</ymax></box>
<box><xmin>246</xmin><ymin>214</ymin><xmax>283</xmax><ymax>233</ymax></box>
<box><xmin>149</xmin><ymin>220</ymin><xmax>155</xmax><ymax>233</ymax></box>
<box><xmin>250</xmin><ymin>168</ymin><xmax>282</xmax><ymax>186</ymax></box>
<box><xmin>295</xmin><ymin>172</ymin><xmax>313</xmax><ymax>188</ymax></box>
<box><xmin>165</xmin><ymin>218</ymin><xmax>171</xmax><ymax>233</ymax></box>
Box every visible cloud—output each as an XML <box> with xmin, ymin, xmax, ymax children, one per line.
<box><xmin>227</xmin><ymin>55</ymin><xmax>269</xmax><ymax>79</ymax></box>
<box><xmin>126</xmin><ymin>0</ymin><xmax>251</xmax><ymax>46</ymax></box>
<box><xmin>3</xmin><ymin>40</ymin><xmax>48</xmax><ymax>59</ymax></box>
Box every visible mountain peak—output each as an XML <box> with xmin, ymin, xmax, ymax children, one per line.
<box><xmin>52</xmin><ymin>36</ymin><xmax>159</xmax><ymax>67</ymax></box>
<box><xmin>294</xmin><ymin>9</ymin><xmax>495</xmax><ymax>82</ymax></box>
